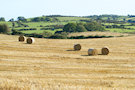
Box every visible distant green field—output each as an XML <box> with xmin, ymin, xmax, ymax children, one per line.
<box><xmin>23</xmin><ymin>22</ymin><xmax>66</xmax><ymax>27</ymax></box>
<box><xmin>14</xmin><ymin>22</ymin><xmax>65</xmax><ymax>34</ymax></box>
<box><xmin>1</xmin><ymin>15</ymin><xmax>135</xmax><ymax>35</ymax></box>
<box><xmin>103</xmin><ymin>23</ymin><xmax>131</xmax><ymax>26</ymax></box>
<box><xmin>21</xmin><ymin>29</ymin><xmax>62</xmax><ymax>34</ymax></box>
<box><xmin>125</xmin><ymin>26</ymin><xmax>135</xmax><ymax>29</ymax></box>
<box><xmin>56</xmin><ymin>17</ymin><xmax>90</xmax><ymax>22</ymax></box>
<box><xmin>0</xmin><ymin>21</ymin><xmax>12</xmax><ymax>27</ymax></box>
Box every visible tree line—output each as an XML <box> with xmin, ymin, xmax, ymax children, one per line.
<box><xmin>0</xmin><ymin>15</ymin><xmax>135</xmax><ymax>23</ymax></box>
<box><xmin>63</xmin><ymin>22</ymin><xmax>105</xmax><ymax>33</ymax></box>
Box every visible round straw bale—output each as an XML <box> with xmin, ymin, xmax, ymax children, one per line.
<box><xmin>88</xmin><ymin>48</ymin><xmax>98</xmax><ymax>56</ymax></box>
<box><xmin>101</xmin><ymin>46</ymin><xmax>109</xmax><ymax>55</ymax></box>
<box><xmin>26</xmin><ymin>37</ymin><xmax>35</xmax><ymax>44</ymax></box>
<box><xmin>74</xmin><ymin>44</ymin><xmax>81</xmax><ymax>51</ymax></box>
<box><xmin>18</xmin><ymin>35</ymin><xmax>26</xmax><ymax>42</ymax></box>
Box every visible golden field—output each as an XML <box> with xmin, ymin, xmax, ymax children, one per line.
<box><xmin>0</xmin><ymin>34</ymin><xmax>135</xmax><ymax>90</ymax></box>
<box><xmin>68</xmin><ymin>31</ymin><xmax>130</xmax><ymax>37</ymax></box>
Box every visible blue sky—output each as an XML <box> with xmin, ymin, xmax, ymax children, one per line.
<box><xmin>1</xmin><ymin>0</ymin><xmax>135</xmax><ymax>20</ymax></box>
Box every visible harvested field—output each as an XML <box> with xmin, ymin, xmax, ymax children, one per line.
<box><xmin>68</xmin><ymin>31</ymin><xmax>130</xmax><ymax>37</ymax></box>
<box><xmin>0</xmin><ymin>34</ymin><xmax>135</xmax><ymax>89</ymax></box>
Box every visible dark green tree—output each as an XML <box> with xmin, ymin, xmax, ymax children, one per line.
<box><xmin>76</xmin><ymin>24</ymin><xmax>87</xmax><ymax>32</ymax></box>
<box><xmin>9</xmin><ymin>18</ymin><xmax>14</xmax><ymax>22</ymax></box>
<box><xmin>41</xmin><ymin>17</ymin><xmax>45</xmax><ymax>21</ymax></box>
<box><xmin>45</xmin><ymin>17</ymin><xmax>52</xmax><ymax>22</ymax></box>
<box><xmin>0</xmin><ymin>17</ymin><xmax>5</xmax><ymax>21</ymax></box>
<box><xmin>123</xmin><ymin>18</ymin><xmax>126</xmax><ymax>22</ymax></box>
<box><xmin>84</xmin><ymin>22</ymin><xmax>105</xmax><ymax>31</ymax></box>
<box><xmin>31</xmin><ymin>17</ymin><xmax>41</xmax><ymax>22</ymax></box>
<box><xmin>0</xmin><ymin>24</ymin><xmax>10</xmax><ymax>34</ymax></box>
<box><xmin>63</xmin><ymin>23</ymin><xmax>77</xmax><ymax>32</ymax></box>
<box><xmin>12</xmin><ymin>22</ymin><xmax>15</xmax><ymax>28</ymax></box>
<box><xmin>17</xmin><ymin>16</ymin><xmax>27</xmax><ymax>22</ymax></box>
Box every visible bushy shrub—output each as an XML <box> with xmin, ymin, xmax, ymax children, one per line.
<box><xmin>63</xmin><ymin>23</ymin><xmax>77</xmax><ymax>32</ymax></box>
<box><xmin>0</xmin><ymin>24</ymin><xmax>10</xmax><ymax>34</ymax></box>
<box><xmin>76</xmin><ymin>24</ymin><xmax>87</xmax><ymax>32</ymax></box>
<box><xmin>0</xmin><ymin>17</ymin><xmax>5</xmax><ymax>21</ymax></box>
<box><xmin>40</xmin><ymin>25</ymin><xmax>43</xmax><ymax>27</ymax></box>
<box><xmin>84</xmin><ymin>22</ymin><xmax>105</xmax><ymax>31</ymax></box>
<box><xmin>55</xmin><ymin>31</ymin><xmax>63</xmax><ymax>34</ymax></box>
<box><xmin>63</xmin><ymin>22</ymin><xmax>104</xmax><ymax>33</ymax></box>
<box><xmin>17</xmin><ymin>16</ymin><xmax>27</xmax><ymax>22</ymax></box>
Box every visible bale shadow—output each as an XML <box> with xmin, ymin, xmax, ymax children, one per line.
<box><xmin>81</xmin><ymin>55</ymin><xmax>91</xmax><ymax>56</ymax></box>
<box><xmin>98</xmin><ymin>54</ymin><xmax>103</xmax><ymax>55</ymax></box>
<box><xmin>98</xmin><ymin>54</ymin><xmax>109</xmax><ymax>55</ymax></box>
<box><xmin>81</xmin><ymin>54</ymin><xmax>104</xmax><ymax>56</ymax></box>
<box><xmin>23</xmin><ymin>43</ymin><xmax>33</xmax><ymax>45</ymax></box>
<box><xmin>66</xmin><ymin>50</ymin><xmax>75</xmax><ymax>51</ymax></box>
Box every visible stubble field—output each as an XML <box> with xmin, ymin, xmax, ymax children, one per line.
<box><xmin>0</xmin><ymin>34</ymin><xmax>135</xmax><ymax>90</ymax></box>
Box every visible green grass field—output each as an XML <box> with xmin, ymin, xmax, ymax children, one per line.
<box><xmin>0</xmin><ymin>21</ymin><xmax>12</xmax><ymax>27</ymax></box>
<box><xmin>125</xmin><ymin>26</ymin><xmax>135</xmax><ymax>29</ymax></box>
<box><xmin>56</xmin><ymin>17</ymin><xmax>90</xmax><ymax>22</ymax></box>
<box><xmin>21</xmin><ymin>29</ymin><xmax>62</xmax><ymax>34</ymax></box>
<box><xmin>1</xmin><ymin>16</ymin><xmax>135</xmax><ymax>35</ymax></box>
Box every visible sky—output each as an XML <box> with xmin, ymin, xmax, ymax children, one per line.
<box><xmin>0</xmin><ymin>0</ymin><xmax>135</xmax><ymax>20</ymax></box>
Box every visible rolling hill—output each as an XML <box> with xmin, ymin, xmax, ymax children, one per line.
<box><xmin>0</xmin><ymin>34</ymin><xmax>135</xmax><ymax>89</ymax></box>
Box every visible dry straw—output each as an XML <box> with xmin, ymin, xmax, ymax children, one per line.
<box><xmin>101</xmin><ymin>46</ymin><xmax>109</xmax><ymax>55</ymax></box>
<box><xmin>88</xmin><ymin>48</ymin><xmax>98</xmax><ymax>56</ymax></box>
<box><xmin>26</xmin><ymin>37</ymin><xmax>35</xmax><ymax>44</ymax></box>
<box><xmin>18</xmin><ymin>35</ymin><xmax>26</xmax><ymax>42</ymax></box>
<box><xmin>74</xmin><ymin>44</ymin><xmax>81</xmax><ymax>51</ymax></box>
